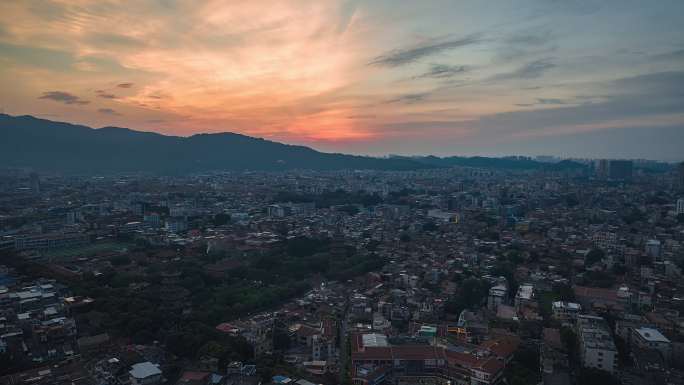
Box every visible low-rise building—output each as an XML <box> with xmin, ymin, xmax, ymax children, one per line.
<box><xmin>514</xmin><ymin>284</ymin><xmax>535</xmax><ymax>310</ymax></box>
<box><xmin>551</xmin><ymin>302</ymin><xmax>581</xmax><ymax>322</ymax></box>
<box><xmin>129</xmin><ymin>362</ymin><xmax>162</xmax><ymax>385</ymax></box>
<box><xmin>631</xmin><ymin>327</ymin><xmax>671</xmax><ymax>362</ymax></box>
<box><xmin>487</xmin><ymin>284</ymin><xmax>507</xmax><ymax>312</ymax></box>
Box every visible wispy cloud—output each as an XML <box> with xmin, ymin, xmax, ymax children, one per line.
<box><xmin>536</xmin><ymin>98</ymin><xmax>566</xmax><ymax>105</ymax></box>
<box><xmin>415</xmin><ymin>64</ymin><xmax>468</xmax><ymax>79</ymax></box>
<box><xmin>495</xmin><ymin>29</ymin><xmax>557</xmax><ymax>62</ymax></box>
<box><xmin>491</xmin><ymin>59</ymin><xmax>556</xmax><ymax>81</ymax></box>
<box><xmin>652</xmin><ymin>48</ymin><xmax>684</xmax><ymax>62</ymax></box>
<box><xmin>481</xmin><ymin>71</ymin><xmax>684</xmax><ymax>138</ymax></box>
<box><xmin>336</xmin><ymin>0</ymin><xmax>358</xmax><ymax>34</ymax></box>
<box><xmin>369</xmin><ymin>34</ymin><xmax>482</xmax><ymax>67</ymax></box>
<box><xmin>386</xmin><ymin>92</ymin><xmax>431</xmax><ymax>104</ymax></box>
<box><xmin>347</xmin><ymin>114</ymin><xmax>376</xmax><ymax>120</ymax></box>
<box><xmin>516</xmin><ymin>98</ymin><xmax>568</xmax><ymax>107</ymax></box>
<box><xmin>97</xmin><ymin>108</ymin><xmax>121</xmax><ymax>115</ymax></box>
<box><xmin>95</xmin><ymin>90</ymin><xmax>117</xmax><ymax>99</ymax></box>
<box><xmin>38</xmin><ymin>91</ymin><xmax>89</xmax><ymax>105</ymax></box>
<box><xmin>504</xmin><ymin>29</ymin><xmax>553</xmax><ymax>47</ymax></box>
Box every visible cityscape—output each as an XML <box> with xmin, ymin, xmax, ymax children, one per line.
<box><xmin>1</xmin><ymin>1</ymin><xmax>684</xmax><ymax>385</ymax></box>
<box><xmin>1</xmin><ymin>160</ymin><xmax>684</xmax><ymax>385</ymax></box>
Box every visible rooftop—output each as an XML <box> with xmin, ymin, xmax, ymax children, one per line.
<box><xmin>634</xmin><ymin>327</ymin><xmax>670</xmax><ymax>343</ymax></box>
<box><xmin>129</xmin><ymin>362</ymin><xmax>161</xmax><ymax>379</ymax></box>
<box><xmin>362</xmin><ymin>333</ymin><xmax>388</xmax><ymax>347</ymax></box>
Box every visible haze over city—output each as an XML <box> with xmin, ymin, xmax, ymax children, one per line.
<box><xmin>1</xmin><ymin>0</ymin><xmax>683</xmax><ymax>160</ymax></box>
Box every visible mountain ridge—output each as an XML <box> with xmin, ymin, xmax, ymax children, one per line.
<box><xmin>0</xmin><ymin>113</ymin><xmax>590</xmax><ymax>174</ymax></box>
<box><xmin>0</xmin><ymin>114</ymin><xmax>433</xmax><ymax>174</ymax></box>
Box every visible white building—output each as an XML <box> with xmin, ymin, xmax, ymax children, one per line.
<box><xmin>487</xmin><ymin>284</ymin><xmax>507</xmax><ymax>312</ymax></box>
<box><xmin>129</xmin><ymin>362</ymin><xmax>162</xmax><ymax>385</ymax></box>
<box><xmin>551</xmin><ymin>301</ymin><xmax>581</xmax><ymax>322</ymax></box>
<box><xmin>631</xmin><ymin>327</ymin><xmax>671</xmax><ymax>362</ymax></box>
<box><xmin>577</xmin><ymin>315</ymin><xmax>618</xmax><ymax>374</ymax></box>
<box><xmin>514</xmin><ymin>284</ymin><xmax>535</xmax><ymax>310</ymax></box>
<box><xmin>427</xmin><ymin>209</ymin><xmax>459</xmax><ymax>223</ymax></box>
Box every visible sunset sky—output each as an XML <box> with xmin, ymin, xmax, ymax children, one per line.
<box><xmin>1</xmin><ymin>0</ymin><xmax>683</xmax><ymax>160</ymax></box>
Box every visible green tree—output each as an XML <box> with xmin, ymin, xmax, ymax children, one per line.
<box><xmin>560</xmin><ymin>327</ymin><xmax>578</xmax><ymax>364</ymax></box>
<box><xmin>585</xmin><ymin>248</ymin><xmax>605</xmax><ymax>266</ymax></box>
<box><xmin>273</xmin><ymin>327</ymin><xmax>291</xmax><ymax>351</ymax></box>
<box><xmin>110</xmin><ymin>255</ymin><xmax>131</xmax><ymax>266</ymax></box>
<box><xmin>213</xmin><ymin>213</ymin><xmax>231</xmax><ymax>226</ymax></box>
<box><xmin>577</xmin><ymin>368</ymin><xmax>619</xmax><ymax>385</ymax></box>
<box><xmin>553</xmin><ymin>283</ymin><xmax>576</xmax><ymax>302</ymax></box>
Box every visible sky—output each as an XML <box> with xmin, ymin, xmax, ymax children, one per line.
<box><xmin>1</xmin><ymin>0</ymin><xmax>683</xmax><ymax>160</ymax></box>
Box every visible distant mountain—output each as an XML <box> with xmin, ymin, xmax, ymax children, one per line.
<box><xmin>401</xmin><ymin>155</ymin><xmax>589</xmax><ymax>172</ymax></box>
<box><xmin>0</xmin><ymin>114</ymin><xmax>590</xmax><ymax>174</ymax></box>
<box><xmin>0</xmin><ymin>114</ymin><xmax>430</xmax><ymax>174</ymax></box>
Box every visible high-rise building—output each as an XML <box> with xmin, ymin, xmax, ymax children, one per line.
<box><xmin>677</xmin><ymin>198</ymin><xmax>684</xmax><ymax>215</ymax></box>
<box><xmin>29</xmin><ymin>172</ymin><xmax>40</xmax><ymax>194</ymax></box>
<box><xmin>595</xmin><ymin>159</ymin><xmax>609</xmax><ymax>178</ymax></box>
<box><xmin>66</xmin><ymin>211</ymin><xmax>76</xmax><ymax>225</ymax></box>
<box><xmin>577</xmin><ymin>315</ymin><xmax>618</xmax><ymax>374</ymax></box>
<box><xmin>645</xmin><ymin>239</ymin><xmax>661</xmax><ymax>261</ymax></box>
<box><xmin>678</xmin><ymin>162</ymin><xmax>684</xmax><ymax>189</ymax></box>
<box><xmin>596</xmin><ymin>159</ymin><xmax>634</xmax><ymax>180</ymax></box>
<box><xmin>608</xmin><ymin>160</ymin><xmax>633</xmax><ymax>180</ymax></box>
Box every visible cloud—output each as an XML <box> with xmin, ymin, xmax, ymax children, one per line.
<box><xmin>95</xmin><ymin>90</ymin><xmax>117</xmax><ymax>99</ymax></box>
<box><xmin>145</xmin><ymin>91</ymin><xmax>169</xmax><ymax>100</ymax></box>
<box><xmin>336</xmin><ymin>0</ymin><xmax>358</xmax><ymax>34</ymax></box>
<box><xmin>416</xmin><ymin>64</ymin><xmax>468</xmax><ymax>79</ymax></box>
<box><xmin>38</xmin><ymin>91</ymin><xmax>89</xmax><ymax>105</ymax></box>
<box><xmin>117</xmin><ymin>82</ymin><xmax>134</xmax><ymax>88</ymax></box>
<box><xmin>347</xmin><ymin>114</ymin><xmax>376</xmax><ymax>119</ymax></box>
<box><xmin>85</xmin><ymin>33</ymin><xmax>146</xmax><ymax>50</ymax></box>
<box><xmin>536</xmin><ymin>98</ymin><xmax>566</xmax><ymax>105</ymax></box>
<box><xmin>505</xmin><ymin>32</ymin><xmax>551</xmax><ymax>47</ymax></box>
<box><xmin>651</xmin><ymin>49</ymin><xmax>684</xmax><ymax>62</ymax></box>
<box><xmin>496</xmin><ymin>29</ymin><xmax>556</xmax><ymax>62</ymax></box>
<box><xmin>97</xmin><ymin>108</ymin><xmax>121</xmax><ymax>115</ymax></box>
<box><xmin>491</xmin><ymin>59</ymin><xmax>556</xmax><ymax>80</ymax></box>
<box><xmin>516</xmin><ymin>98</ymin><xmax>568</xmax><ymax>107</ymax></box>
<box><xmin>0</xmin><ymin>42</ymin><xmax>75</xmax><ymax>72</ymax></box>
<box><xmin>386</xmin><ymin>92</ymin><xmax>431</xmax><ymax>104</ymax></box>
<box><xmin>477</xmin><ymin>71</ymin><xmax>684</xmax><ymax>138</ymax></box>
<box><xmin>369</xmin><ymin>34</ymin><xmax>482</xmax><ymax>67</ymax></box>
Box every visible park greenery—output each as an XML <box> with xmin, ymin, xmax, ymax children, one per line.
<box><xmin>1</xmin><ymin>235</ymin><xmax>385</xmax><ymax>363</ymax></box>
